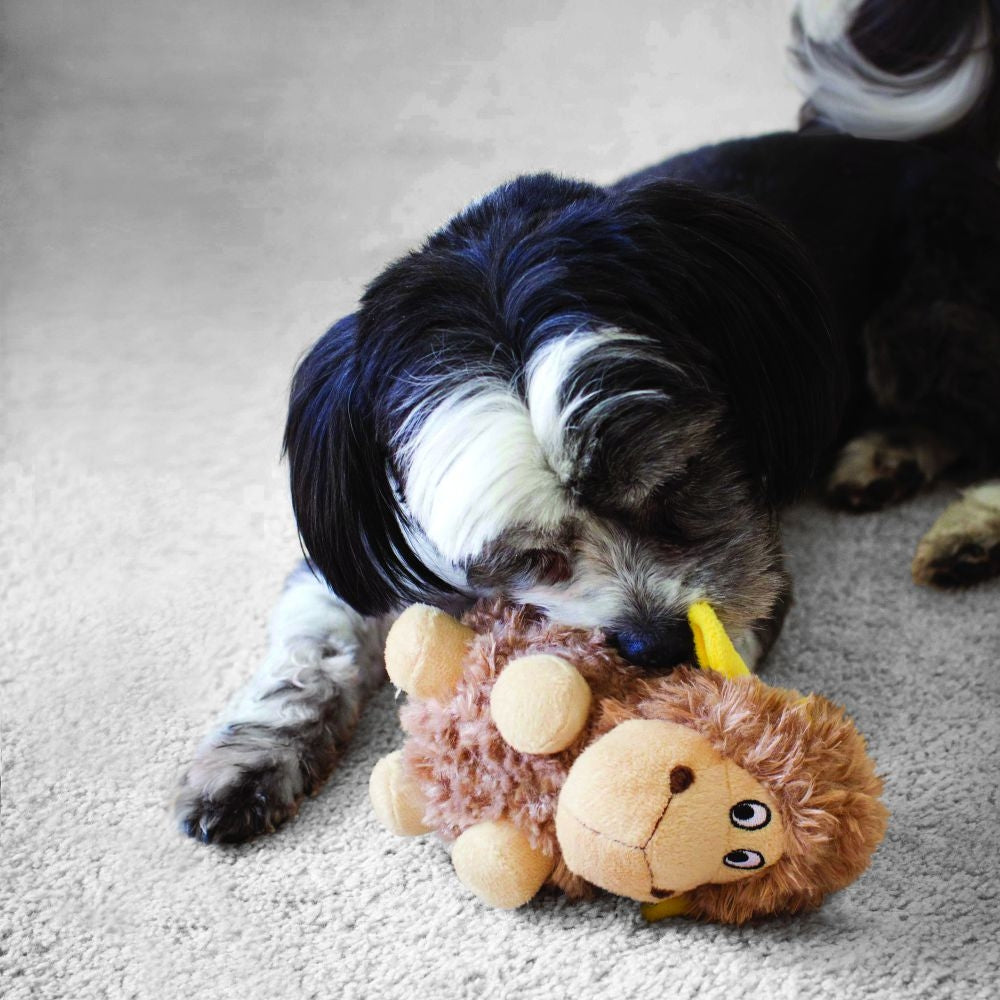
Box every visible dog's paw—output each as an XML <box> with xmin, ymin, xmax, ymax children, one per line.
<box><xmin>175</xmin><ymin>726</ymin><xmax>305</xmax><ymax>844</ymax></box>
<box><xmin>825</xmin><ymin>429</ymin><xmax>956</xmax><ymax>513</ymax></box>
<box><xmin>825</xmin><ymin>432</ymin><xmax>929</xmax><ymax>512</ymax></box>
<box><xmin>912</xmin><ymin>483</ymin><xmax>1000</xmax><ymax>587</ymax></box>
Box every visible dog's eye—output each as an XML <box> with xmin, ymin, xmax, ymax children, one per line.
<box><xmin>723</xmin><ymin>849</ymin><xmax>764</xmax><ymax>870</ymax></box>
<box><xmin>730</xmin><ymin>800</ymin><xmax>771</xmax><ymax>830</ymax></box>
<box><xmin>520</xmin><ymin>549</ymin><xmax>572</xmax><ymax>585</ymax></box>
<box><xmin>638</xmin><ymin>485</ymin><xmax>690</xmax><ymax>541</ymax></box>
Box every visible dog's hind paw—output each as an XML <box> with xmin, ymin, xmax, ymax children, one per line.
<box><xmin>825</xmin><ymin>429</ymin><xmax>954</xmax><ymax>513</ymax></box>
<box><xmin>174</xmin><ymin>725</ymin><xmax>306</xmax><ymax>844</ymax></box>
<box><xmin>912</xmin><ymin>483</ymin><xmax>1000</xmax><ymax>587</ymax></box>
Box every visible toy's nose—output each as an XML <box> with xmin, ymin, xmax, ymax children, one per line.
<box><xmin>610</xmin><ymin>617</ymin><xmax>694</xmax><ymax>670</ymax></box>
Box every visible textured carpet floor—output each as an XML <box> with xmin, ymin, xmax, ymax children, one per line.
<box><xmin>3</xmin><ymin>2</ymin><xmax>999</xmax><ymax>998</ymax></box>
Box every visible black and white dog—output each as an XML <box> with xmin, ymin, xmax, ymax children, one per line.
<box><xmin>177</xmin><ymin>0</ymin><xmax>1000</xmax><ymax>843</ymax></box>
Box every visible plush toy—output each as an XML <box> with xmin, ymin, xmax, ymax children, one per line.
<box><xmin>369</xmin><ymin>601</ymin><xmax>887</xmax><ymax>923</ymax></box>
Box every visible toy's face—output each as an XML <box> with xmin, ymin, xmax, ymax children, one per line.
<box><xmin>555</xmin><ymin>720</ymin><xmax>786</xmax><ymax>902</ymax></box>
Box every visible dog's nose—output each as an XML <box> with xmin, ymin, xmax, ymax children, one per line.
<box><xmin>610</xmin><ymin>617</ymin><xmax>694</xmax><ymax>670</ymax></box>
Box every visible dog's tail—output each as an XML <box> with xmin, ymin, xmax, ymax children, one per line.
<box><xmin>791</xmin><ymin>0</ymin><xmax>1000</xmax><ymax>160</ymax></box>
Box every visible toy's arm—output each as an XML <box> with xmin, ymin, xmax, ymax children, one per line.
<box><xmin>372</xmin><ymin>603</ymin><xmax>475</xmax><ymax>839</ymax></box>
<box><xmin>383</xmin><ymin>604</ymin><xmax>476</xmax><ymax>701</ymax></box>
<box><xmin>490</xmin><ymin>654</ymin><xmax>592</xmax><ymax>754</ymax></box>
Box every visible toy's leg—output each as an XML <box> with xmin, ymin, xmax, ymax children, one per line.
<box><xmin>825</xmin><ymin>428</ymin><xmax>956</xmax><ymax>512</ymax></box>
<box><xmin>912</xmin><ymin>482</ymin><xmax>1000</xmax><ymax>587</ymax></box>
<box><xmin>369</xmin><ymin>750</ymin><xmax>433</xmax><ymax>836</ymax></box>
<box><xmin>450</xmin><ymin>821</ymin><xmax>555</xmax><ymax>909</ymax></box>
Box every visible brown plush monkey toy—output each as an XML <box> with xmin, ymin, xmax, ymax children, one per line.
<box><xmin>370</xmin><ymin>601</ymin><xmax>887</xmax><ymax>924</ymax></box>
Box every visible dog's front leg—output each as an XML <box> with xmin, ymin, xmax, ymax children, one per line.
<box><xmin>175</xmin><ymin>563</ymin><xmax>394</xmax><ymax>843</ymax></box>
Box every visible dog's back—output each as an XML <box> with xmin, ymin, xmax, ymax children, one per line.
<box><xmin>629</xmin><ymin>0</ymin><xmax>1000</xmax><ymax>476</ymax></box>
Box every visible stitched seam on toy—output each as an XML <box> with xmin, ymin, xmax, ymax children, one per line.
<box><xmin>641</xmin><ymin>852</ymin><xmax>654</xmax><ymax>893</ymax></box>
<box><xmin>561</xmin><ymin>808</ymin><xmax>648</xmax><ymax>852</ymax></box>
<box><xmin>641</xmin><ymin>795</ymin><xmax>672</xmax><ymax>850</ymax></box>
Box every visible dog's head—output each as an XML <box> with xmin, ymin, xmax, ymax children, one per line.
<box><xmin>284</xmin><ymin>175</ymin><xmax>844</xmax><ymax>666</ymax></box>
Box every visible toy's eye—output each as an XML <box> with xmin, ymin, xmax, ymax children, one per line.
<box><xmin>723</xmin><ymin>849</ymin><xmax>764</xmax><ymax>870</ymax></box>
<box><xmin>730</xmin><ymin>800</ymin><xmax>770</xmax><ymax>830</ymax></box>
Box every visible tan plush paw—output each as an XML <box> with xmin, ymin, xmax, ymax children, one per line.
<box><xmin>489</xmin><ymin>654</ymin><xmax>592</xmax><ymax>754</ymax></box>
<box><xmin>369</xmin><ymin>750</ymin><xmax>432</xmax><ymax>836</ymax></box>
<box><xmin>383</xmin><ymin>604</ymin><xmax>476</xmax><ymax>700</ymax></box>
<box><xmin>450</xmin><ymin>820</ymin><xmax>554</xmax><ymax>909</ymax></box>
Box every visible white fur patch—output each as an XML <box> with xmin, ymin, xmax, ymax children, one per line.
<box><xmin>397</xmin><ymin>379</ymin><xmax>571</xmax><ymax>563</ymax></box>
<box><xmin>396</xmin><ymin>328</ymin><xmax>671</xmax><ymax>563</ymax></box>
<box><xmin>792</xmin><ymin>0</ymin><xmax>993</xmax><ymax>141</ymax></box>
<box><xmin>525</xmin><ymin>329</ymin><xmax>671</xmax><ymax>486</ymax></box>
<box><xmin>220</xmin><ymin>569</ymin><xmax>390</xmax><ymax>730</ymax></box>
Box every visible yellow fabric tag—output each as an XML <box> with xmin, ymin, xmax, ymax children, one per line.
<box><xmin>688</xmin><ymin>602</ymin><xmax>751</xmax><ymax>679</ymax></box>
<box><xmin>640</xmin><ymin>894</ymin><xmax>693</xmax><ymax>922</ymax></box>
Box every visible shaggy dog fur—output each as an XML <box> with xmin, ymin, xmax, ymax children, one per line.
<box><xmin>176</xmin><ymin>0</ymin><xmax>1000</xmax><ymax>848</ymax></box>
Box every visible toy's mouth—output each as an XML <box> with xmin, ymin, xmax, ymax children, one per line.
<box><xmin>555</xmin><ymin>720</ymin><xmax>719</xmax><ymax>902</ymax></box>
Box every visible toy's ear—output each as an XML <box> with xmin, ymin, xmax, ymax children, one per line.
<box><xmin>383</xmin><ymin>604</ymin><xmax>476</xmax><ymax>700</ymax></box>
<box><xmin>687</xmin><ymin>603</ymin><xmax>750</xmax><ymax>680</ymax></box>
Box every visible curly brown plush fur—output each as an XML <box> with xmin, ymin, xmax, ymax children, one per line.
<box><xmin>399</xmin><ymin>602</ymin><xmax>887</xmax><ymax>922</ymax></box>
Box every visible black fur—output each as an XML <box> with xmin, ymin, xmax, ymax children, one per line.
<box><xmin>285</xmin><ymin>177</ymin><xmax>843</xmax><ymax>616</ymax></box>
<box><xmin>634</xmin><ymin>132</ymin><xmax>1000</xmax><ymax>468</ymax></box>
<box><xmin>284</xmin><ymin>0</ymin><xmax>1000</xmax><ymax>631</ymax></box>
<box><xmin>285</xmin><ymin>313</ymin><xmax>457</xmax><ymax>614</ymax></box>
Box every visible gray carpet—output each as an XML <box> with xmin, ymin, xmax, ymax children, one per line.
<box><xmin>3</xmin><ymin>2</ymin><xmax>998</xmax><ymax>997</ymax></box>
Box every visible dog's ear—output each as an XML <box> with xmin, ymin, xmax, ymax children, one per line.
<box><xmin>283</xmin><ymin>314</ymin><xmax>457</xmax><ymax>615</ymax></box>
<box><xmin>617</xmin><ymin>181</ymin><xmax>848</xmax><ymax>504</ymax></box>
